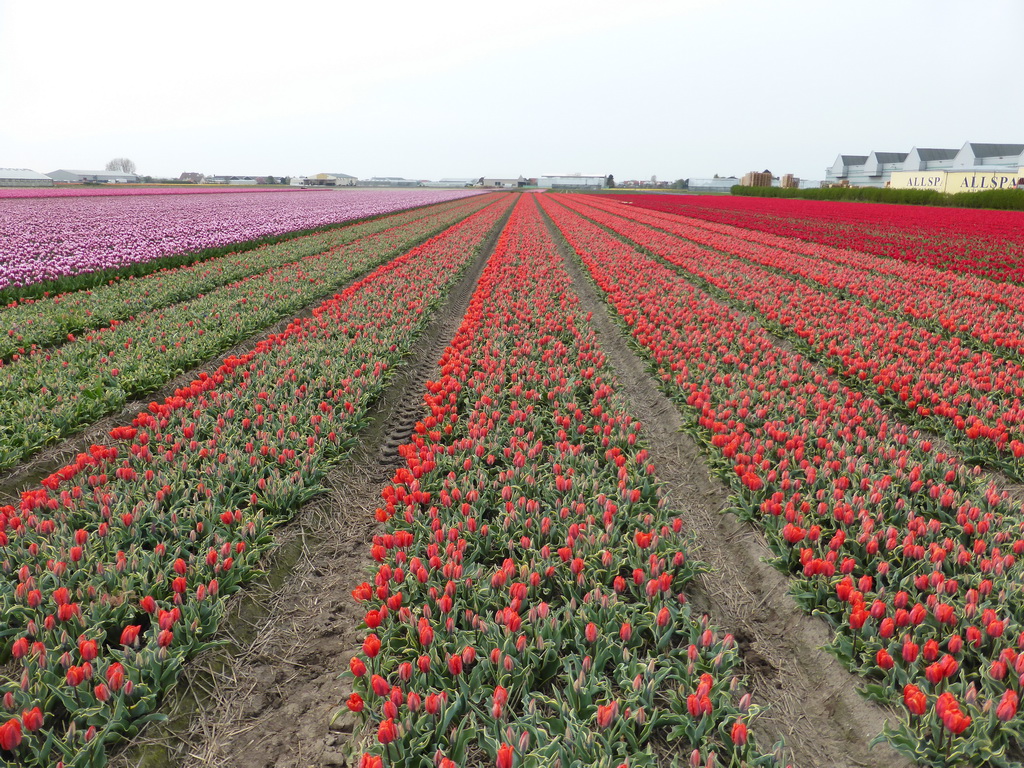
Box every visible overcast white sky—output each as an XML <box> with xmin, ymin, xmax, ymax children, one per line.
<box><xmin>2</xmin><ymin>0</ymin><xmax>1022</xmax><ymax>182</ymax></box>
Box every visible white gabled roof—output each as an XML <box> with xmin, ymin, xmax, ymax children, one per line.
<box><xmin>0</xmin><ymin>168</ymin><xmax>52</xmax><ymax>180</ymax></box>
<box><xmin>50</xmin><ymin>169</ymin><xmax>138</xmax><ymax>178</ymax></box>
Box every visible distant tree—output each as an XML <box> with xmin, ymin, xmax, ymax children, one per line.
<box><xmin>283</xmin><ymin>177</ymin><xmax>291</xmax><ymax>185</ymax></box>
<box><xmin>672</xmin><ymin>179</ymin><xmax>688</xmax><ymax>189</ymax></box>
<box><xmin>265</xmin><ymin>175</ymin><xmax>276</xmax><ymax>185</ymax></box>
<box><xmin>105</xmin><ymin>158</ymin><xmax>137</xmax><ymax>174</ymax></box>
<box><xmin>606</xmin><ymin>174</ymin><xmax>615</xmax><ymax>188</ymax></box>
<box><xmin>650</xmin><ymin>175</ymin><xmax>657</xmax><ymax>184</ymax></box>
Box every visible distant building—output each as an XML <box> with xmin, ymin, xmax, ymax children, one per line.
<box><xmin>480</xmin><ymin>176</ymin><xmax>527</xmax><ymax>188</ymax></box>
<box><xmin>827</xmin><ymin>142</ymin><xmax>1024</xmax><ymax>191</ymax></box>
<box><xmin>48</xmin><ymin>169</ymin><xmax>139</xmax><ymax>183</ymax></box>
<box><xmin>422</xmin><ymin>178</ymin><xmax>476</xmax><ymax>188</ymax></box>
<box><xmin>308</xmin><ymin>172</ymin><xmax>357</xmax><ymax>187</ymax></box>
<box><xmin>360</xmin><ymin>177</ymin><xmax>421</xmax><ymax>187</ymax></box>
<box><xmin>780</xmin><ymin>173</ymin><xmax>800</xmax><ymax>189</ymax></box>
<box><xmin>688</xmin><ymin>177</ymin><xmax>739</xmax><ymax>193</ymax></box>
<box><xmin>179</xmin><ymin>172</ymin><xmax>205</xmax><ymax>183</ymax></box>
<box><xmin>206</xmin><ymin>175</ymin><xmax>259</xmax><ymax>185</ymax></box>
<box><xmin>0</xmin><ymin>168</ymin><xmax>54</xmax><ymax>187</ymax></box>
<box><xmin>537</xmin><ymin>174</ymin><xmax>606</xmax><ymax>190</ymax></box>
<box><xmin>740</xmin><ymin>171</ymin><xmax>773</xmax><ymax>187</ymax></box>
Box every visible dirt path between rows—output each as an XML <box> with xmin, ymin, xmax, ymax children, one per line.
<box><xmin>108</xmin><ymin>206</ymin><xmax>510</xmax><ymax>768</ymax></box>
<box><xmin>540</xmin><ymin>204</ymin><xmax>911</xmax><ymax>768</ymax></box>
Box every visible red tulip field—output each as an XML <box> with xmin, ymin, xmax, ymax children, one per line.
<box><xmin>3</xmin><ymin>190</ymin><xmax>1024</xmax><ymax>767</ymax></box>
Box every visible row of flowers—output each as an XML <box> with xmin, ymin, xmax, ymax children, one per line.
<box><xmin>609</xmin><ymin>194</ymin><xmax>1024</xmax><ymax>284</ymax></box>
<box><xmin>345</xmin><ymin>196</ymin><xmax>783</xmax><ymax>768</ymax></box>
<box><xmin>540</xmin><ymin>193</ymin><xmax>1024</xmax><ymax>767</ymax></box>
<box><xmin>587</xmin><ymin>195</ymin><xmax>1024</xmax><ymax>361</ymax></box>
<box><xmin>0</xmin><ymin>187</ymin><xmax>301</xmax><ymax>200</ymax></box>
<box><xmin>0</xmin><ymin>194</ymin><xmax>515</xmax><ymax>767</ymax></box>
<box><xmin>0</xmin><ymin>196</ymin><xmax>495</xmax><ymax>472</ymax></box>
<box><xmin>0</xmin><ymin>188</ymin><xmax>484</xmax><ymax>292</ymax></box>
<box><xmin>555</xmin><ymin>195</ymin><xmax>1024</xmax><ymax>482</ymax></box>
<box><xmin>0</xmin><ymin>195</ymin><xmax>486</xmax><ymax>360</ymax></box>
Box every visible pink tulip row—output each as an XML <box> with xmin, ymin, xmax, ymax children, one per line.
<box><xmin>347</xmin><ymin>196</ymin><xmax>783</xmax><ymax>768</ymax></box>
<box><xmin>0</xmin><ymin>195</ymin><xmax>496</xmax><ymax>472</ymax></box>
<box><xmin>540</xmin><ymin>193</ymin><xmax>1024</xmax><ymax>766</ymax></box>
<box><xmin>0</xmin><ymin>186</ymin><xmax>297</xmax><ymax>199</ymax></box>
<box><xmin>0</xmin><ymin>195</ymin><xmax>515</xmax><ymax>767</ymax></box>
<box><xmin>0</xmin><ymin>195</ymin><xmax>485</xmax><ymax>358</ymax></box>
<box><xmin>0</xmin><ymin>189</ymin><xmax>484</xmax><ymax>291</ymax></box>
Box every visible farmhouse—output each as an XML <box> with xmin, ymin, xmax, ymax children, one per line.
<box><xmin>48</xmin><ymin>169</ymin><xmax>140</xmax><ymax>183</ymax></box>
<box><xmin>826</xmin><ymin>142</ymin><xmax>1024</xmax><ymax>191</ymax></box>
<box><xmin>307</xmin><ymin>172</ymin><xmax>357</xmax><ymax>187</ymax></box>
<box><xmin>0</xmin><ymin>168</ymin><xmax>54</xmax><ymax>187</ymax></box>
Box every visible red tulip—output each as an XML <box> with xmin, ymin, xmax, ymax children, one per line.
<box><xmin>79</xmin><ymin>638</ymin><xmax>98</xmax><ymax>662</ymax></box>
<box><xmin>903</xmin><ymin>684</ymin><xmax>927</xmax><ymax>715</ymax></box>
<box><xmin>371</xmin><ymin>675</ymin><xmax>390</xmax><ymax>697</ymax></box>
<box><xmin>496</xmin><ymin>743</ymin><xmax>514</xmax><ymax>768</ymax></box>
<box><xmin>997</xmin><ymin>689</ymin><xmax>1018</xmax><ymax>722</ymax></box>
<box><xmin>106</xmin><ymin>662</ymin><xmax>125</xmax><ymax>691</ymax></box>
<box><xmin>596</xmin><ymin>701</ymin><xmax>619</xmax><ymax>728</ymax></box>
<box><xmin>377</xmin><ymin>718</ymin><xmax>398</xmax><ymax>744</ymax></box>
<box><xmin>448</xmin><ymin>654</ymin><xmax>463</xmax><ymax>675</ymax></box>
<box><xmin>363</xmin><ymin>634</ymin><xmax>381</xmax><ymax>658</ymax></box>
<box><xmin>20</xmin><ymin>708</ymin><xmax>43</xmax><ymax>732</ymax></box>
<box><xmin>120</xmin><ymin>624</ymin><xmax>142</xmax><ymax>646</ymax></box>
<box><xmin>0</xmin><ymin>718</ymin><xmax>21</xmax><ymax>752</ymax></box>
<box><xmin>730</xmin><ymin>720</ymin><xmax>747</xmax><ymax>746</ymax></box>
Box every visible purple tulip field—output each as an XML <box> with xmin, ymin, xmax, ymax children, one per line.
<box><xmin>0</xmin><ymin>188</ymin><xmax>483</xmax><ymax>293</ymax></box>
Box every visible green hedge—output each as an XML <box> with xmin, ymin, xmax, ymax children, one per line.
<box><xmin>729</xmin><ymin>184</ymin><xmax>1024</xmax><ymax>211</ymax></box>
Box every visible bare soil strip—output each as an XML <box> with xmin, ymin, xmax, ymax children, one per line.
<box><xmin>539</xmin><ymin>208</ymin><xmax>911</xmax><ymax>768</ymax></box>
<box><xmin>109</xmin><ymin>204</ymin><xmax>511</xmax><ymax>768</ymax></box>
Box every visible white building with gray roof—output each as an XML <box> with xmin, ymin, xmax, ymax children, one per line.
<box><xmin>48</xmin><ymin>169</ymin><xmax>139</xmax><ymax>183</ymax></box>
<box><xmin>0</xmin><ymin>168</ymin><xmax>54</xmax><ymax>187</ymax></box>
<box><xmin>826</xmin><ymin>142</ymin><xmax>1024</xmax><ymax>189</ymax></box>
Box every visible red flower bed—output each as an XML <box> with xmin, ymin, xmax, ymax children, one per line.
<box><xmin>0</xmin><ymin>195</ymin><xmax>514</xmax><ymax>768</ymax></box>
<box><xmin>610</xmin><ymin>193</ymin><xmax>1024</xmax><ymax>283</ymax></box>
<box><xmin>347</xmin><ymin>196</ymin><xmax>782</xmax><ymax>767</ymax></box>
<box><xmin>541</xmin><ymin>193</ymin><xmax>1024</xmax><ymax>766</ymax></box>
<box><xmin>555</xmin><ymin>195</ymin><xmax>1024</xmax><ymax>481</ymax></box>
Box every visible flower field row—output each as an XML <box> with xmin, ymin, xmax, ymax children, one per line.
<box><xmin>583</xmin><ymin>195</ymin><xmax>1024</xmax><ymax>360</ymax></box>
<box><xmin>0</xmin><ymin>186</ymin><xmax>298</xmax><ymax>200</ymax></box>
<box><xmin>0</xmin><ymin>196</ymin><xmax>496</xmax><ymax>473</ymax></box>
<box><xmin>0</xmin><ymin>195</ymin><xmax>488</xmax><ymax>359</ymax></box>
<box><xmin>345</xmin><ymin>196</ymin><xmax>782</xmax><ymax>768</ymax></box>
<box><xmin>0</xmin><ymin>194</ymin><xmax>514</xmax><ymax>767</ymax></box>
<box><xmin>611</xmin><ymin>194</ymin><xmax>1024</xmax><ymax>283</ymax></box>
<box><xmin>541</xmin><ymin>193</ymin><xmax>1024</xmax><ymax>766</ymax></box>
<box><xmin>552</xmin><ymin>196</ymin><xmax>1024</xmax><ymax>482</ymax></box>
<box><xmin>0</xmin><ymin>188</ymin><xmax>484</xmax><ymax>293</ymax></box>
